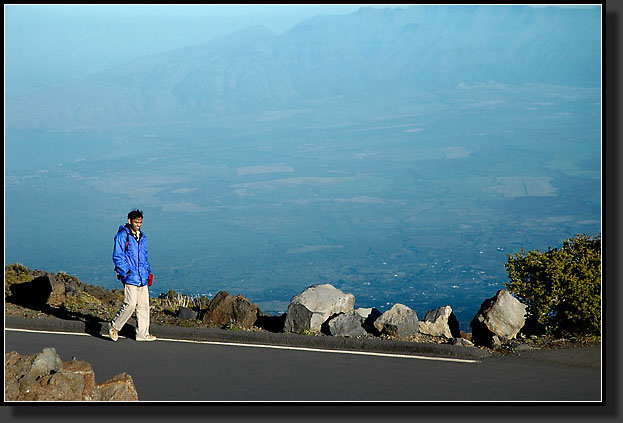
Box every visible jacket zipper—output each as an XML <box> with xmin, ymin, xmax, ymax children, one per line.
<box><xmin>128</xmin><ymin>228</ymin><xmax>142</xmax><ymax>286</ymax></box>
<box><xmin>136</xmin><ymin>233</ymin><xmax>142</xmax><ymax>286</ymax></box>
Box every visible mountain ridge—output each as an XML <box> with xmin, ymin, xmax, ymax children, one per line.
<box><xmin>6</xmin><ymin>5</ymin><xmax>600</xmax><ymax>130</ymax></box>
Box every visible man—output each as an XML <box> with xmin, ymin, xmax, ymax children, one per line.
<box><xmin>109</xmin><ymin>209</ymin><xmax>156</xmax><ymax>341</ymax></box>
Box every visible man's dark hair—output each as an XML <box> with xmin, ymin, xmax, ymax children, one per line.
<box><xmin>128</xmin><ymin>209</ymin><xmax>144</xmax><ymax>220</ymax></box>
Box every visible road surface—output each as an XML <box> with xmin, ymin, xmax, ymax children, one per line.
<box><xmin>4</xmin><ymin>326</ymin><xmax>601</xmax><ymax>402</ymax></box>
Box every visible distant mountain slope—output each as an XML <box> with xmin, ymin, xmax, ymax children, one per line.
<box><xmin>6</xmin><ymin>5</ymin><xmax>600</xmax><ymax>130</ymax></box>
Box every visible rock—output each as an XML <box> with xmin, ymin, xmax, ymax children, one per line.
<box><xmin>354</xmin><ymin>307</ymin><xmax>374</xmax><ymax>319</ymax></box>
<box><xmin>94</xmin><ymin>373</ymin><xmax>139</xmax><ymax>401</ymax></box>
<box><xmin>63</xmin><ymin>276</ymin><xmax>81</xmax><ymax>295</ymax></box>
<box><xmin>44</xmin><ymin>358</ymin><xmax>98</xmax><ymax>400</ymax></box>
<box><xmin>490</xmin><ymin>335</ymin><xmax>503</xmax><ymax>349</ymax></box>
<box><xmin>283</xmin><ymin>284</ymin><xmax>355</xmax><ymax>333</ymax></box>
<box><xmin>355</xmin><ymin>307</ymin><xmax>382</xmax><ymax>335</ymax></box>
<box><xmin>326</xmin><ymin>311</ymin><xmax>367</xmax><ymax>337</ymax></box>
<box><xmin>418</xmin><ymin>306</ymin><xmax>461</xmax><ymax>339</ymax></box>
<box><xmin>373</xmin><ymin>303</ymin><xmax>419</xmax><ymax>338</ymax></box>
<box><xmin>202</xmin><ymin>291</ymin><xmax>258</xmax><ymax>329</ymax></box>
<box><xmin>514</xmin><ymin>343</ymin><xmax>537</xmax><ymax>352</ymax></box>
<box><xmin>255</xmin><ymin>313</ymin><xmax>287</xmax><ymax>333</ymax></box>
<box><xmin>8</xmin><ymin>273</ymin><xmax>66</xmax><ymax>308</ymax></box>
<box><xmin>450</xmin><ymin>337</ymin><xmax>474</xmax><ymax>347</ymax></box>
<box><xmin>81</xmin><ymin>284</ymin><xmax>121</xmax><ymax>308</ymax></box>
<box><xmin>470</xmin><ymin>289</ymin><xmax>527</xmax><ymax>348</ymax></box>
<box><xmin>7</xmin><ymin>269</ymin><xmax>124</xmax><ymax>313</ymax></box>
<box><xmin>5</xmin><ymin>348</ymin><xmax>138</xmax><ymax>401</ymax></box>
<box><xmin>31</xmin><ymin>347</ymin><xmax>63</xmax><ymax>376</ymax></box>
<box><xmin>178</xmin><ymin>306</ymin><xmax>198</xmax><ymax>321</ymax></box>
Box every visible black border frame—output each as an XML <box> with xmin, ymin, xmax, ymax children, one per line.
<box><xmin>3</xmin><ymin>2</ymin><xmax>619</xmax><ymax>421</ymax></box>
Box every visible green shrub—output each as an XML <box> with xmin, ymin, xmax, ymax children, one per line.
<box><xmin>504</xmin><ymin>234</ymin><xmax>601</xmax><ymax>337</ymax></box>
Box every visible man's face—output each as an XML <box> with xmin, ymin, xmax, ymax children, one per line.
<box><xmin>128</xmin><ymin>217</ymin><xmax>143</xmax><ymax>233</ymax></box>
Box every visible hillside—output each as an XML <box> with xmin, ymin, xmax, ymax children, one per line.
<box><xmin>5</xmin><ymin>5</ymin><xmax>600</xmax><ymax>130</ymax></box>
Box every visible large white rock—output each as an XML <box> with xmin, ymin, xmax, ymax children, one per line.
<box><xmin>283</xmin><ymin>284</ymin><xmax>355</xmax><ymax>333</ymax></box>
<box><xmin>354</xmin><ymin>307</ymin><xmax>375</xmax><ymax>319</ymax></box>
<box><xmin>470</xmin><ymin>289</ymin><xmax>527</xmax><ymax>348</ymax></box>
<box><xmin>418</xmin><ymin>305</ymin><xmax>460</xmax><ymax>339</ymax></box>
<box><xmin>373</xmin><ymin>303</ymin><xmax>419</xmax><ymax>338</ymax></box>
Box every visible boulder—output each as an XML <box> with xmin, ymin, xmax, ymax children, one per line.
<box><xmin>355</xmin><ymin>307</ymin><xmax>382</xmax><ymax>335</ymax></box>
<box><xmin>7</xmin><ymin>270</ymin><xmax>123</xmax><ymax>312</ymax></box>
<box><xmin>178</xmin><ymin>306</ymin><xmax>198</xmax><ymax>321</ymax></box>
<box><xmin>80</xmin><ymin>283</ymin><xmax>122</xmax><ymax>308</ymax></box>
<box><xmin>490</xmin><ymin>335</ymin><xmax>503</xmax><ymax>350</ymax></box>
<box><xmin>373</xmin><ymin>304</ymin><xmax>419</xmax><ymax>338</ymax></box>
<box><xmin>94</xmin><ymin>373</ymin><xmax>139</xmax><ymax>401</ymax></box>
<box><xmin>283</xmin><ymin>284</ymin><xmax>355</xmax><ymax>333</ymax></box>
<box><xmin>354</xmin><ymin>307</ymin><xmax>375</xmax><ymax>319</ymax></box>
<box><xmin>8</xmin><ymin>273</ymin><xmax>66</xmax><ymax>308</ymax></box>
<box><xmin>418</xmin><ymin>306</ymin><xmax>461</xmax><ymax>339</ymax></box>
<box><xmin>255</xmin><ymin>313</ymin><xmax>287</xmax><ymax>333</ymax></box>
<box><xmin>470</xmin><ymin>289</ymin><xmax>527</xmax><ymax>348</ymax></box>
<box><xmin>202</xmin><ymin>291</ymin><xmax>258</xmax><ymax>329</ymax></box>
<box><xmin>5</xmin><ymin>348</ymin><xmax>138</xmax><ymax>401</ymax></box>
<box><xmin>326</xmin><ymin>311</ymin><xmax>367</xmax><ymax>337</ymax></box>
<box><xmin>31</xmin><ymin>346</ymin><xmax>63</xmax><ymax>376</ymax></box>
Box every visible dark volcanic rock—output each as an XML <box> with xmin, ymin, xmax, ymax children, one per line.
<box><xmin>178</xmin><ymin>306</ymin><xmax>199</xmax><ymax>321</ymax></box>
<box><xmin>202</xmin><ymin>291</ymin><xmax>259</xmax><ymax>329</ymax></box>
<box><xmin>326</xmin><ymin>311</ymin><xmax>368</xmax><ymax>337</ymax></box>
<box><xmin>9</xmin><ymin>273</ymin><xmax>65</xmax><ymax>308</ymax></box>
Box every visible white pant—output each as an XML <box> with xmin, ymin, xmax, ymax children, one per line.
<box><xmin>111</xmin><ymin>284</ymin><xmax>150</xmax><ymax>338</ymax></box>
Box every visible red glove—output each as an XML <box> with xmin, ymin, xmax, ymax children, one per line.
<box><xmin>148</xmin><ymin>274</ymin><xmax>154</xmax><ymax>287</ymax></box>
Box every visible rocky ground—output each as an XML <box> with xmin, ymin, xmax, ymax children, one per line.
<box><xmin>5</xmin><ymin>263</ymin><xmax>602</xmax><ymax>402</ymax></box>
<box><xmin>5</xmin><ymin>347</ymin><xmax>139</xmax><ymax>401</ymax></box>
<box><xmin>4</xmin><ymin>263</ymin><xmax>600</xmax><ymax>355</ymax></box>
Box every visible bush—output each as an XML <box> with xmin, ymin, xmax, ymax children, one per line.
<box><xmin>504</xmin><ymin>234</ymin><xmax>601</xmax><ymax>337</ymax></box>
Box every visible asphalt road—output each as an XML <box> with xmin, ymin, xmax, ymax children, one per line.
<box><xmin>4</xmin><ymin>325</ymin><xmax>601</xmax><ymax>402</ymax></box>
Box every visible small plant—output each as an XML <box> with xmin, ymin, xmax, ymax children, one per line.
<box><xmin>56</xmin><ymin>272</ymin><xmax>82</xmax><ymax>286</ymax></box>
<box><xmin>157</xmin><ymin>291</ymin><xmax>205</xmax><ymax>313</ymax></box>
<box><xmin>223</xmin><ymin>322</ymin><xmax>243</xmax><ymax>331</ymax></box>
<box><xmin>505</xmin><ymin>234</ymin><xmax>601</xmax><ymax>337</ymax></box>
<box><xmin>4</xmin><ymin>263</ymin><xmax>35</xmax><ymax>286</ymax></box>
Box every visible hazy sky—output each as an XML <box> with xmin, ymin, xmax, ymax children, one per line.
<box><xmin>4</xmin><ymin>4</ymin><xmax>383</xmax><ymax>98</ymax></box>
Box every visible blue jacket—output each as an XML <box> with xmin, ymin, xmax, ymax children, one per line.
<box><xmin>112</xmin><ymin>225</ymin><xmax>151</xmax><ymax>287</ymax></box>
